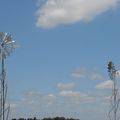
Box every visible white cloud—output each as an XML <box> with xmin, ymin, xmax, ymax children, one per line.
<box><xmin>71</xmin><ymin>68</ymin><xmax>86</xmax><ymax>79</ymax></box>
<box><xmin>24</xmin><ymin>91</ymin><xmax>56</xmax><ymax>104</ymax></box>
<box><xmin>90</xmin><ymin>73</ymin><xmax>103</xmax><ymax>80</ymax></box>
<box><xmin>10</xmin><ymin>91</ymin><xmax>58</xmax><ymax>118</ymax></box>
<box><xmin>10</xmin><ymin>89</ymin><xmax>110</xmax><ymax>119</ymax></box>
<box><xmin>95</xmin><ymin>80</ymin><xmax>113</xmax><ymax>89</ymax></box>
<box><xmin>36</xmin><ymin>0</ymin><xmax>118</xmax><ymax>28</ymax></box>
<box><xmin>11</xmin><ymin>90</ymin><xmax>94</xmax><ymax>117</ymax></box>
<box><xmin>57</xmin><ymin>82</ymin><xmax>75</xmax><ymax>90</ymax></box>
<box><xmin>59</xmin><ymin>90</ymin><xmax>95</xmax><ymax>103</ymax></box>
<box><xmin>72</xmin><ymin>68</ymin><xmax>103</xmax><ymax>80</ymax></box>
<box><xmin>59</xmin><ymin>90</ymin><xmax>84</xmax><ymax>97</ymax></box>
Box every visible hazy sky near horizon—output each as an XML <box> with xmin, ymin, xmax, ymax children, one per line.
<box><xmin>0</xmin><ymin>0</ymin><xmax>120</xmax><ymax>120</ymax></box>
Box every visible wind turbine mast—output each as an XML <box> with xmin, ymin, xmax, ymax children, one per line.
<box><xmin>107</xmin><ymin>61</ymin><xmax>120</xmax><ymax>120</ymax></box>
<box><xmin>0</xmin><ymin>32</ymin><xmax>17</xmax><ymax>120</ymax></box>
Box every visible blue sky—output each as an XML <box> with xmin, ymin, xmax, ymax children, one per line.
<box><xmin>0</xmin><ymin>0</ymin><xmax>120</xmax><ymax>120</ymax></box>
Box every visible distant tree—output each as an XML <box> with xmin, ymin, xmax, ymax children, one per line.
<box><xmin>34</xmin><ymin>117</ymin><xmax>36</xmax><ymax>120</ymax></box>
<box><xmin>12</xmin><ymin>118</ymin><xmax>17</xmax><ymax>120</ymax></box>
<box><xmin>12</xmin><ymin>116</ymin><xmax>79</xmax><ymax>120</ymax></box>
<box><xmin>18</xmin><ymin>118</ymin><xmax>26</xmax><ymax>120</ymax></box>
<box><xmin>42</xmin><ymin>117</ymin><xmax>79</xmax><ymax>120</ymax></box>
<box><xmin>27</xmin><ymin>118</ymin><xmax>33</xmax><ymax>120</ymax></box>
<box><xmin>54</xmin><ymin>117</ymin><xmax>65</xmax><ymax>120</ymax></box>
<box><xmin>42</xmin><ymin>117</ymin><xmax>52</xmax><ymax>120</ymax></box>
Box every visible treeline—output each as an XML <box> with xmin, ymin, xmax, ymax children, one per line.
<box><xmin>12</xmin><ymin>117</ymin><xmax>37</xmax><ymax>120</ymax></box>
<box><xmin>42</xmin><ymin>117</ymin><xmax>79</xmax><ymax>120</ymax></box>
<box><xmin>12</xmin><ymin>116</ymin><xmax>79</xmax><ymax>120</ymax></box>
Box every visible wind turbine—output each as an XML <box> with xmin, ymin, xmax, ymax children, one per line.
<box><xmin>107</xmin><ymin>61</ymin><xmax>120</xmax><ymax>120</ymax></box>
<box><xmin>0</xmin><ymin>32</ymin><xmax>18</xmax><ymax>120</ymax></box>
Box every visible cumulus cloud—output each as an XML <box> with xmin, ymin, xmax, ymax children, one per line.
<box><xmin>72</xmin><ymin>68</ymin><xmax>103</xmax><ymax>80</ymax></box>
<box><xmin>10</xmin><ymin>91</ymin><xmax>58</xmax><ymax>118</ymax></box>
<box><xmin>59</xmin><ymin>90</ymin><xmax>95</xmax><ymax>103</ymax></box>
<box><xmin>90</xmin><ymin>73</ymin><xmax>103</xmax><ymax>80</ymax></box>
<box><xmin>60</xmin><ymin>90</ymin><xmax>85</xmax><ymax>97</ymax></box>
<box><xmin>71</xmin><ymin>68</ymin><xmax>86</xmax><ymax>79</ymax></box>
<box><xmin>36</xmin><ymin>0</ymin><xmax>118</xmax><ymax>28</ymax></box>
<box><xmin>95</xmin><ymin>80</ymin><xmax>113</xmax><ymax>89</ymax></box>
<box><xmin>21</xmin><ymin>91</ymin><xmax>56</xmax><ymax>106</ymax></box>
<box><xmin>57</xmin><ymin>82</ymin><xmax>75</xmax><ymax>90</ymax></box>
<box><xmin>11</xmin><ymin>89</ymin><xmax>96</xmax><ymax>118</ymax></box>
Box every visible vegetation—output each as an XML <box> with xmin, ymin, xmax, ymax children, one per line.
<box><xmin>12</xmin><ymin>116</ymin><xmax>79</xmax><ymax>120</ymax></box>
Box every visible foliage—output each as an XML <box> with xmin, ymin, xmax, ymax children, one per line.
<box><xmin>12</xmin><ymin>116</ymin><xmax>79</xmax><ymax>120</ymax></box>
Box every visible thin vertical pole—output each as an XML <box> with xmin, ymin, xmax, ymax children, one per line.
<box><xmin>113</xmin><ymin>71</ymin><xmax>116</xmax><ymax>120</ymax></box>
<box><xmin>0</xmin><ymin>62</ymin><xmax>2</xmax><ymax>120</ymax></box>
<box><xmin>2</xmin><ymin>57</ymin><xmax>5</xmax><ymax>120</ymax></box>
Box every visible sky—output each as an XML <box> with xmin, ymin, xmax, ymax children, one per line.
<box><xmin>0</xmin><ymin>0</ymin><xmax>120</xmax><ymax>120</ymax></box>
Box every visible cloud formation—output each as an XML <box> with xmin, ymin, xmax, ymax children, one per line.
<box><xmin>10</xmin><ymin>79</ymin><xmax>111</xmax><ymax>119</ymax></box>
<box><xmin>72</xmin><ymin>68</ymin><xmax>103</xmax><ymax>80</ymax></box>
<box><xmin>90</xmin><ymin>73</ymin><xmax>103</xmax><ymax>80</ymax></box>
<box><xmin>57</xmin><ymin>82</ymin><xmax>75</xmax><ymax>90</ymax></box>
<box><xmin>36</xmin><ymin>0</ymin><xmax>118</xmax><ymax>28</ymax></box>
<box><xmin>59</xmin><ymin>90</ymin><xmax>94</xmax><ymax>103</ymax></box>
<box><xmin>71</xmin><ymin>68</ymin><xmax>86</xmax><ymax>79</ymax></box>
<box><xmin>95</xmin><ymin>80</ymin><xmax>113</xmax><ymax>89</ymax></box>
